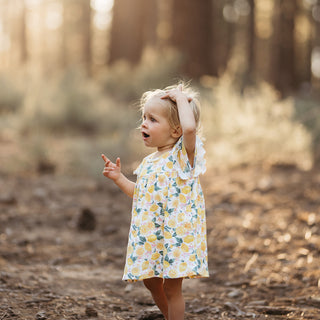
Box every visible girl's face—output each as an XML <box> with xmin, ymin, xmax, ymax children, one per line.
<box><xmin>141</xmin><ymin>97</ymin><xmax>180</xmax><ymax>151</ymax></box>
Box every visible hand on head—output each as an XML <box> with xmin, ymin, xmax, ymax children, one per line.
<box><xmin>101</xmin><ymin>154</ymin><xmax>121</xmax><ymax>181</ymax></box>
<box><xmin>161</xmin><ymin>84</ymin><xmax>192</xmax><ymax>103</ymax></box>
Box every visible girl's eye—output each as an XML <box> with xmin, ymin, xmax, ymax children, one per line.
<box><xmin>150</xmin><ymin>117</ymin><xmax>156</xmax><ymax>122</ymax></box>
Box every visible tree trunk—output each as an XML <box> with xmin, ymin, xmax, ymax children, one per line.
<box><xmin>247</xmin><ymin>0</ymin><xmax>256</xmax><ymax>81</ymax></box>
<box><xmin>270</xmin><ymin>0</ymin><xmax>297</xmax><ymax>95</ymax></box>
<box><xmin>312</xmin><ymin>0</ymin><xmax>320</xmax><ymax>167</ymax></box>
<box><xmin>108</xmin><ymin>0</ymin><xmax>146</xmax><ymax>65</ymax></box>
<box><xmin>170</xmin><ymin>0</ymin><xmax>213</xmax><ymax>78</ymax></box>
<box><xmin>81</xmin><ymin>0</ymin><xmax>92</xmax><ymax>75</ymax></box>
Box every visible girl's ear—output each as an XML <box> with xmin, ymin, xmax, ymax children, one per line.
<box><xmin>171</xmin><ymin>126</ymin><xmax>182</xmax><ymax>138</ymax></box>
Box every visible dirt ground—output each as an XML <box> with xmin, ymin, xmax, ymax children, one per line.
<box><xmin>1</xmin><ymin>164</ymin><xmax>320</xmax><ymax>319</ymax></box>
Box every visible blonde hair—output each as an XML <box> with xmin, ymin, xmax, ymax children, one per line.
<box><xmin>140</xmin><ymin>83</ymin><xmax>201</xmax><ymax>132</ymax></box>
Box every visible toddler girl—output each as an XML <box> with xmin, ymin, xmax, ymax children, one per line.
<box><xmin>102</xmin><ymin>83</ymin><xmax>209</xmax><ymax>320</ymax></box>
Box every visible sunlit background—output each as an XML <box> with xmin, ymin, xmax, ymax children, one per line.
<box><xmin>0</xmin><ymin>0</ymin><xmax>320</xmax><ymax>176</ymax></box>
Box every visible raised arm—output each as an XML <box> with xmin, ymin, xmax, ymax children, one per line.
<box><xmin>101</xmin><ymin>154</ymin><xmax>135</xmax><ymax>198</ymax></box>
<box><xmin>162</xmin><ymin>85</ymin><xmax>197</xmax><ymax>166</ymax></box>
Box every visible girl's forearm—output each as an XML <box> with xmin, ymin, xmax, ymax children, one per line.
<box><xmin>114</xmin><ymin>173</ymin><xmax>135</xmax><ymax>198</ymax></box>
<box><xmin>176</xmin><ymin>96</ymin><xmax>197</xmax><ymax>134</ymax></box>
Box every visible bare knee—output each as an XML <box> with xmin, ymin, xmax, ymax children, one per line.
<box><xmin>163</xmin><ymin>278</ymin><xmax>183</xmax><ymax>300</ymax></box>
<box><xmin>143</xmin><ymin>277</ymin><xmax>164</xmax><ymax>293</ymax></box>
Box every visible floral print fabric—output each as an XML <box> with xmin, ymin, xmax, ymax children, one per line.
<box><xmin>123</xmin><ymin>136</ymin><xmax>209</xmax><ymax>281</ymax></box>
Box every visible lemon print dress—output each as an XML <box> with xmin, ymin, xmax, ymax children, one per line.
<box><xmin>123</xmin><ymin>136</ymin><xmax>209</xmax><ymax>281</ymax></box>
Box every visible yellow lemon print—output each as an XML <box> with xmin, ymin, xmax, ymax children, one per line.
<box><xmin>145</xmin><ymin>193</ymin><xmax>151</xmax><ymax>202</ymax></box>
<box><xmin>178</xmin><ymin>213</ymin><xmax>185</xmax><ymax>222</ymax></box>
<box><xmin>181</xmin><ymin>243</ymin><xmax>189</xmax><ymax>252</ymax></box>
<box><xmin>168</xmin><ymin>219</ymin><xmax>176</xmax><ymax>228</ymax></box>
<box><xmin>151</xmin><ymin>252</ymin><xmax>160</xmax><ymax>260</ymax></box>
<box><xmin>147</xmin><ymin>234</ymin><xmax>157</xmax><ymax>242</ymax></box>
<box><xmin>132</xmin><ymin>230</ymin><xmax>138</xmax><ymax>237</ymax></box>
<box><xmin>164</xmin><ymin>231</ymin><xmax>172</xmax><ymax>239</ymax></box>
<box><xmin>127</xmin><ymin>245</ymin><xmax>133</xmax><ymax>254</ymax></box>
<box><xmin>182</xmin><ymin>186</ymin><xmax>191</xmax><ymax>194</ymax></box>
<box><xmin>179</xmin><ymin>194</ymin><xmax>187</xmax><ymax>204</ymax></box>
<box><xmin>148</xmin><ymin>185</ymin><xmax>154</xmax><ymax>193</ymax></box>
<box><xmin>147</xmin><ymin>221</ymin><xmax>155</xmax><ymax>229</ymax></box>
<box><xmin>176</xmin><ymin>226</ymin><xmax>186</xmax><ymax>236</ymax></box>
<box><xmin>142</xmin><ymin>211</ymin><xmax>149</xmax><ymax>221</ymax></box>
<box><xmin>166</xmin><ymin>161</ymin><xmax>173</xmax><ymax>169</ymax></box>
<box><xmin>132</xmin><ymin>267</ymin><xmax>140</xmax><ymax>275</ymax></box>
<box><xmin>173</xmin><ymin>199</ymin><xmax>179</xmax><ymax>207</ymax></box>
<box><xmin>173</xmin><ymin>248</ymin><xmax>181</xmax><ymax>258</ymax></box>
<box><xmin>157</xmin><ymin>243</ymin><xmax>164</xmax><ymax>250</ymax></box>
<box><xmin>184</xmin><ymin>222</ymin><xmax>192</xmax><ymax>230</ymax></box>
<box><xmin>145</xmin><ymin>242</ymin><xmax>152</xmax><ymax>251</ymax></box>
<box><xmin>189</xmin><ymin>254</ymin><xmax>196</xmax><ymax>262</ymax></box>
<box><xmin>179</xmin><ymin>262</ymin><xmax>187</xmax><ymax>272</ymax></box>
<box><xmin>140</xmin><ymin>225</ymin><xmax>148</xmax><ymax>235</ymax></box>
<box><xmin>164</xmin><ymin>261</ymin><xmax>170</xmax><ymax>268</ymax></box>
<box><xmin>127</xmin><ymin>258</ymin><xmax>133</xmax><ymax>265</ymax></box>
<box><xmin>158</xmin><ymin>175</ymin><xmax>166</xmax><ymax>183</ymax></box>
<box><xmin>183</xmin><ymin>235</ymin><xmax>194</xmax><ymax>243</ymax></box>
<box><xmin>142</xmin><ymin>260</ymin><xmax>149</xmax><ymax>270</ymax></box>
<box><xmin>169</xmin><ymin>269</ymin><xmax>178</xmax><ymax>278</ymax></box>
<box><xmin>150</xmin><ymin>204</ymin><xmax>158</xmax><ymax>212</ymax></box>
<box><xmin>136</xmin><ymin>247</ymin><xmax>144</xmax><ymax>256</ymax></box>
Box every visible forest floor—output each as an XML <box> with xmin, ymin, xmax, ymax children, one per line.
<box><xmin>1</xmin><ymin>163</ymin><xmax>320</xmax><ymax>320</ymax></box>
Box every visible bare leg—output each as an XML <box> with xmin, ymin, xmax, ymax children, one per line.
<box><xmin>163</xmin><ymin>278</ymin><xmax>184</xmax><ymax>320</ymax></box>
<box><xmin>143</xmin><ymin>277</ymin><xmax>169</xmax><ymax>319</ymax></box>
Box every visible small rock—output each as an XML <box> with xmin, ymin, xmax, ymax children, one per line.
<box><xmin>227</xmin><ymin>288</ymin><xmax>243</xmax><ymax>298</ymax></box>
<box><xmin>85</xmin><ymin>303</ymin><xmax>98</xmax><ymax>317</ymax></box>
<box><xmin>36</xmin><ymin>311</ymin><xmax>47</xmax><ymax>320</ymax></box>
<box><xmin>77</xmin><ymin>208</ymin><xmax>96</xmax><ymax>231</ymax></box>
<box><xmin>37</xmin><ymin>159</ymin><xmax>56</xmax><ymax>174</ymax></box>
<box><xmin>138</xmin><ymin>306</ymin><xmax>164</xmax><ymax>320</ymax></box>
<box><xmin>0</xmin><ymin>194</ymin><xmax>17</xmax><ymax>205</ymax></box>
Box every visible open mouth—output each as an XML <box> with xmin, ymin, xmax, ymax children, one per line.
<box><xmin>142</xmin><ymin>132</ymin><xmax>150</xmax><ymax>138</ymax></box>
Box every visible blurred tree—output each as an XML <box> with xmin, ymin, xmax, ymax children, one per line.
<box><xmin>270</xmin><ymin>0</ymin><xmax>298</xmax><ymax>95</ymax></box>
<box><xmin>108</xmin><ymin>0</ymin><xmax>157</xmax><ymax>65</ymax></box>
<box><xmin>20</xmin><ymin>0</ymin><xmax>28</xmax><ymax>64</ymax></box>
<box><xmin>247</xmin><ymin>0</ymin><xmax>256</xmax><ymax>82</ymax></box>
<box><xmin>60</xmin><ymin>0</ymin><xmax>67</xmax><ymax>68</ymax></box>
<box><xmin>312</xmin><ymin>0</ymin><xmax>320</xmax><ymax>165</ymax></box>
<box><xmin>170</xmin><ymin>0</ymin><xmax>213</xmax><ymax>78</ymax></box>
<box><xmin>211</xmin><ymin>1</ymin><xmax>228</xmax><ymax>76</ymax></box>
<box><xmin>81</xmin><ymin>0</ymin><xmax>92</xmax><ymax>75</ymax></box>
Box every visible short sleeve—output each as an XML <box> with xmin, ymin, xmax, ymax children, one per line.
<box><xmin>171</xmin><ymin>135</ymin><xmax>206</xmax><ymax>180</ymax></box>
<box><xmin>133</xmin><ymin>157</ymin><xmax>146</xmax><ymax>176</ymax></box>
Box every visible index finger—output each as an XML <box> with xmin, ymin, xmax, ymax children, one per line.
<box><xmin>101</xmin><ymin>154</ymin><xmax>108</xmax><ymax>162</ymax></box>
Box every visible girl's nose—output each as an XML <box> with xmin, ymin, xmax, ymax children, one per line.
<box><xmin>141</xmin><ymin>119</ymin><xmax>147</xmax><ymax>128</ymax></box>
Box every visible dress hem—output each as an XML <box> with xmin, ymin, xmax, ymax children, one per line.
<box><xmin>122</xmin><ymin>273</ymin><xmax>210</xmax><ymax>282</ymax></box>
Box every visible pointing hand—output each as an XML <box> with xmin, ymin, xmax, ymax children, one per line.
<box><xmin>101</xmin><ymin>154</ymin><xmax>121</xmax><ymax>182</ymax></box>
